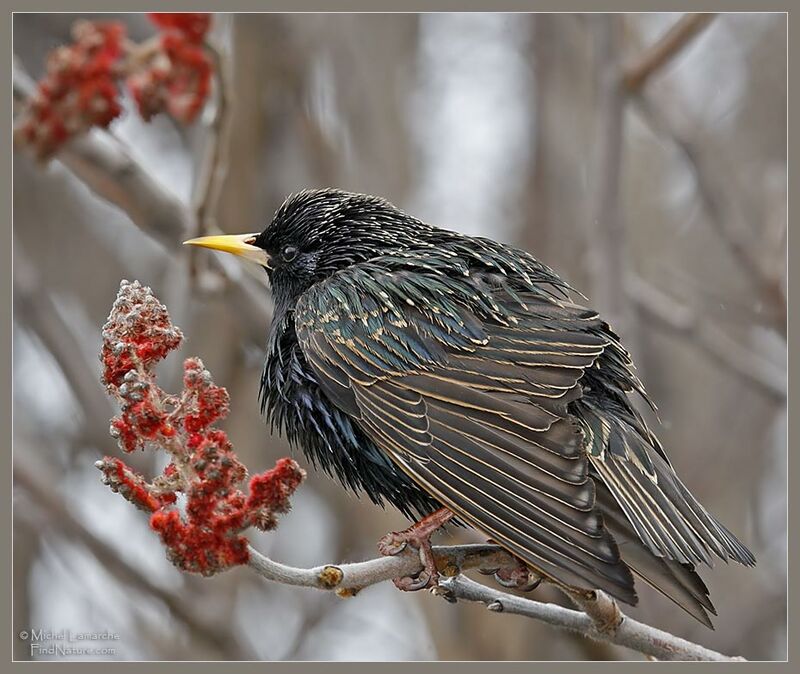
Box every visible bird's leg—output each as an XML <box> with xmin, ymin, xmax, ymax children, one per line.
<box><xmin>378</xmin><ymin>507</ymin><xmax>454</xmax><ymax>591</ymax></box>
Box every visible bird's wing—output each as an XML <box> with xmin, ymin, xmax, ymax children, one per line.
<box><xmin>294</xmin><ymin>264</ymin><xmax>637</xmax><ymax>604</ymax></box>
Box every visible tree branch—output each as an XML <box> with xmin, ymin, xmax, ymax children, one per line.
<box><xmin>623</xmin><ymin>13</ymin><xmax>716</xmax><ymax>92</ymax></box>
<box><xmin>13</xmin><ymin>57</ymin><xmax>190</xmax><ymax>250</ymax></box>
<box><xmin>193</xmin><ymin>47</ymin><xmax>231</xmax><ymax>238</ymax></box>
<box><xmin>441</xmin><ymin>575</ymin><xmax>743</xmax><ymax>662</ymax></box>
<box><xmin>245</xmin><ymin>544</ymin><xmax>744</xmax><ymax>661</ymax></box>
<box><xmin>587</xmin><ymin>16</ymin><xmax>632</xmax><ymax>338</ymax></box>
<box><xmin>619</xmin><ymin>14</ymin><xmax>786</xmax><ymax>337</ymax></box>
<box><xmin>247</xmin><ymin>542</ymin><xmax>514</xmax><ymax>592</ymax></box>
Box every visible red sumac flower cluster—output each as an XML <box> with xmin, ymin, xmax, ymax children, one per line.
<box><xmin>97</xmin><ymin>280</ymin><xmax>306</xmax><ymax>576</ymax></box>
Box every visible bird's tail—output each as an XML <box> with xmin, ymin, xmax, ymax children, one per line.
<box><xmin>577</xmin><ymin>394</ymin><xmax>756</xmax><ymax>569</ymax></box>
<box><xmin>595</xmin><ymin>480</ymin><xmax>717</xmax><ymax>628</ymax></box>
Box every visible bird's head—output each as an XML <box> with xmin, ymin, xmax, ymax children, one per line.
<box><xmin>184</xmin><ymin>188</ymin><xmax>432</xmax><ymax>310</ymax></box>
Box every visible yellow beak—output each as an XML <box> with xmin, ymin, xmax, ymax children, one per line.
<box><xmin>183</xmin><ymin>233</ymin><xmax>271</xmax><ymax>268</ymax></box>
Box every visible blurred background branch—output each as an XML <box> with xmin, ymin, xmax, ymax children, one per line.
<box><xmin>13</xmin><ymin>58</ymin><xmax>191</xmax><ymax>249</ymax></box>
<box><xmin>13</xmin><ymin>54</ymin><xmax>272</xmax><ymax>343</ymax></box>
<box><xmin>623</xmin><ymin>13</ymin><xmax>716</xmax><ymax>92</ymax></box>
<box><xmin>631</xmin><ymin>92</ymin><xmax>787</xmax><ymax>336</ymax></box>
<box><xmin>587</xmin><ymin>15</ymin><xmax>629</xmax><ymax>337</ymax></box>
<box><xmin>189</xmin><ymin>15</ymin><xmax>234</xmax><ymax>285</ymax></box>
<box><xmin>628</xmin><ymin>274</ymin><xmax>785</xmax><ymax>400</ymax></box>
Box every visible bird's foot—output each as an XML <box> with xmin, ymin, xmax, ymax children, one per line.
<box><xmin>378</xmin><ymin>507</ymin><xmax>454</xmax><ymax>591</ymax></box>
<box><xmin>479</xmin><ymin>556</ymin><xmax>542</xmax><ymax>591</ymax></box>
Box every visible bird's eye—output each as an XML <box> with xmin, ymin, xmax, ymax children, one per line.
<box><xmin>281</xmin><ymin>245</ymin><xmax>298</xmax><ymax>262</ymax></box>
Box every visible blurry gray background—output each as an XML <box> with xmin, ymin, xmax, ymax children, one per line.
<box><xmin>13</xmin><ymin>12</ymin><xmax>786</xmax><ymax>661</ymax></box>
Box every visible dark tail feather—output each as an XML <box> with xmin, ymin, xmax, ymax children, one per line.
<box><xmin>596</xmin><ymin>481</ymin><xmax>717</xmax><ymax>629</ymax></box>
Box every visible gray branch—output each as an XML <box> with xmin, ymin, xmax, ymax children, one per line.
<box><xmin>246</xmin><ymin>544</ymin><xmax>745</xmax><ymax>661</ymax></box>
<box><xmin>623</xmin><ymin>13</ymin><xmax>716</xmax><ymax>92</ymax></box>
<box><xmin>587</xmin><ymin>16</ymin><xmax>631</xmax><ymax>336</ymax></box>
<box><xmin>441</xmin><ymin>575</ymin><xmax>743</xmax><ymax>662</ymax></box>
<box><xmin>247</xmin><ymin>542</ymin><xmax>515</xmax><ymax>591</ymax></box>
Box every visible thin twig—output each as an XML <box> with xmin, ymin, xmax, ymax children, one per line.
<box><xmin>195</xmin><ymin>41</ymin><xmax>232</xmax><ymax>234</ymax></box>
<box><xmin>245</xmin><ymin>545</ymin><xmax>745</xmax><ymax>661</ymax></box>
<box><xmin>190</xmin><ymin>17</ymin><xmax>234</xmax><ymax>283</ymax></box>
<box><xmin>623</xmin><ymin>13</ymin><xmax>716</xmax><ymax>92</ymax></box>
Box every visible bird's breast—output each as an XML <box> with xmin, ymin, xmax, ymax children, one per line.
<box><xmin>260</xmin><ymin>320</ymin><xmax>439</xmax><ymax>519</ymax></box>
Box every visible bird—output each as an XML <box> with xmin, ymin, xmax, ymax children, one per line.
<box><xmin>184</xmin><ymin>188</ymin><xmax>755</xmax><ymax>627</ymax></box>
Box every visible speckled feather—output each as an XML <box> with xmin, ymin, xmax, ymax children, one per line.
<box><xmin>254</xmin><ymin>189</ymin><xmax>754</xmax><ymax>625</ymax></box>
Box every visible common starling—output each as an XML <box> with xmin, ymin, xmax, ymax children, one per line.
<box><xmin>185</xmin><ymin>188</ymin><xmax>755</xmax><ymax>627</ymax></box>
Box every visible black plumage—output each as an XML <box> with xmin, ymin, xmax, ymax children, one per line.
<box><xmin>219</xmin><ymin>189</ymin><xmax>756</xmax><ymax>626</ymax></box>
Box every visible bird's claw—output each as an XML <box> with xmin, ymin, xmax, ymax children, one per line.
<box><xmin>393</xmin><ymin>567</ymin><xmax>433</xmax><ymax>591</ymax></box>
<box><xmin>377</xmin><ymin>532</ymin><xmax>409</xmax><ymax>557</ymax></box>
<box><xmin>479</xmin><ymin>559</ymin><xmax>542</xmax><ymax>591</ymax></box>
<box><xmin>379</xmin><ymin>530</ymin><xmax>440</xmax><ymax>591</ymax></box>
<box><xmin>494</xmin><ymin>566</ymin><xmax>541</xmax><ymax>591</ymax></box>
<box><xmin>377</xmin><ymin>507</ymin><xmax>454</xmax><ymax>593</ymax></box>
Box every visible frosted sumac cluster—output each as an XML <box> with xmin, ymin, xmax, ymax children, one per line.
<box><xmin>96</xmin><ymin>280</ymin><xmax>305</xmax><ymax>576</ymax></box>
